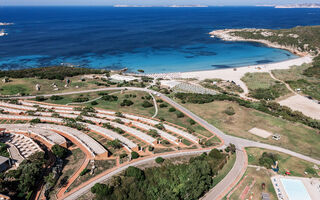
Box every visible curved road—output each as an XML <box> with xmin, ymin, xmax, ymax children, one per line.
<box><xmin>8</xmin><ymin>86</ymin><xmax>320</xmax><ymax>199</ymax></box>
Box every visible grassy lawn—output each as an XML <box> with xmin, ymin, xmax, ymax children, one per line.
<box><xmin>0</xmin><ymin>76</ymin><xmax>112</xmax><ymax>96</ymax></box>
<box><xmin>246</xmin><ymin>147</ymin><xmax>320</xmax><ymax>178</ymax></box>
<box><xmin>182</xmin><ymin>100</ymin><xmax>320</xmax><ymax>160</ymax></box>
<box><xmin>212</xmin><ymin>153</ymin><xmax>236</xmax><ymax>187</ymax></box>
<box><xmin>242</xmin><ymin>72</ymin><xmax>279</xmax><ymax>90</ymax></box>
<box><xmin>272</xmin><ymin>64</ymin><xmax>320</xmax><ymax>100</ymax></box>
<box><xmin>241</xmin><ymin>72</ymin><xmax>290</xmax><ymax>99</ymax></box>
<box><xmin>228</xmin><ymin>167</ymin><xmax>277</xmax><ymax>200</ymax></box>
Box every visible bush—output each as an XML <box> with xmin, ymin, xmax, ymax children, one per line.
<box><xmin>101</xmin><ymin>94</ymin><xmax>118</xmax><ymax>101</ymax></box>
<box><xmin>188</xmin><ymin>119</ymin><xmax>196</xmax><ymax>125</ymax></box>
<box><xmin>35</xmin><ymin>96</ymin><xmax>47</xmax><ymax>101</ymax></box>
<box><xmin>155</xmin><ymin>123</ymin><xmax>165</xmax><ymax>130</ymax></box>
<box><xmin>224</xmin><ymin>106</ymin><xmax>235</xmax><ymax>115</ymax></box>
<box><xmin>155</xmin><ymin>157</ymin><xmax>165</xmax><ymax>164</ymax></box>
<box><xmin>148</xmin><ymin>129</ymin><xmax>159</xmax><ymax>138</ymax></box>
<box><xmin>176</xmin><ymin>112</ymin><xmax>185</xmax><ymax>118</ymax></box>
<box><xmin>120</xmin><ymin>99</ymin><xmax>134</xmax><ymax>106</ymax></box>
<box><xmin>91</xmin><ymin>101</ymin><xmax>98</xmax><ymax>105</ymax></box>
<box><xmin>30</xmin><ymin>118</ymin><xmax>41</xmax><ymax>124</ymax></box>
<box><xmin>125</xmin><ymin>166</ymin><xmax>145</xmax><ymax>181</ymax></box>
<box><xmin>159</xmin><ymin>103</ymin><xmax>168</xmax><ymax>108</ymax></box>
<box><xmin>258</xmin><ymin>152</ymin><xmax>278</xmax><ymax>169</ymax></box>
<box><xmin>168</xmin><ymin>107</ymin><xmax>176</xmax><ymax>112</ymax></box>
<box><xmin>131</xmin><ymin>151</ymin><xmax>140</xmax><ymax>159</ymax></box>
<box><xmin>51</xmin><ymin>144</ymin><xmax>68</xmax><ymax>159</ymax></box>
<box><xmin>80</xmin><ymin>168</ymin><xmax>90</xmax><ymax>176</ymax></box>
<box><xmin>50</xmin><ymin>95</ymin><xmax>63</xmax><ymax>101</ymax></box>
<box><xmin>72</xmin><ymin>96</ymin><xmax>89</xmax><ymax>102</ymax></box>
<box><xmin>142</xmin><ymin>100</ymin><xmax>153</xmax><ymax>108</ymax></box>
<box><xmin>91</xmin><ymin>183</ymin><xmax>113</xmax><ymax>198</ymax></box>
<box><xmin>209</xmin><ymin>149</ymin><xmax>223</xmax><ymax>159</ymax></box>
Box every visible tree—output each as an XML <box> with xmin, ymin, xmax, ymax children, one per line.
<box><xmin>176</xmin><ymin>112</ymin><xmax>185</xmax><ymax>118</ymax></box>
<box><xmin>209</xmin><ymin>149</ymin><xmax>223</xmax><ymax>159</ymax></box>
<box><xmin>35</xmin><ymin>96</ymin><xmax>47</xmax><ymax>101</ymax></box>
<box><xmin>155</xmin><ymin>157</ymin><xmax>165</xmax><ymax>164</ymax></box>
<box><xmin>125</xmin><ymin>166</ymin><xmax>145</xmax><ymax>181</ymax></box>
<box><xmin>30</xmin><ymin>118</ymin><xmax>41</xmax><ymax>124</ymax></box>
<box><xmin>188</xmin><ymin>119</ymin><xmax>196</xmax><ymax>125</ymax></box>
<box><xmin>142</xmin><ymin>100</ymin><xmax>153</xmax><ymax>108</ymax></box>
<box><xmin>131</xmin><ymin>151</ymin><xmax>139</xmax><ymax>159</ymax></box>
<box><xmin>50</xmin><ymin>95</ymin><xmax>63</xmax><ymax>100</ymax></box>
<box><xmin>91</xmin><ymin>183</ymin><xmax>113</xmax><ymax>200</ymax></box>
<box><xmin>148</xmin><ymin>129</ymin><xmax>160</xmax><ymax>138</ymax></box>
<box><xmin>51</xmin><ymin>144</ymin><xmax>68</xmax><ymax>159</ymax></box>
<box><xmin>168</xmin><ymin>107</ymin><xmax>176</xmax><ymax>112</ymax></box>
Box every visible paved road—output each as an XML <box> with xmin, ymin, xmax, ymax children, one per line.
<box><xmin>8</xmin><ymin>87</ymin><xmax>320</xmax><ymax>199</ymax></box>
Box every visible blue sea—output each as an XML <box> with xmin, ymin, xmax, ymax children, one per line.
<box><xmin>1</xmin><ymin>6</ymin><xmax>320</xmax><ymax>73</ymax></box>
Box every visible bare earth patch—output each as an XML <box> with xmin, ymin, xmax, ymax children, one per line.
<box><xmin>249</xmin><ymin>128</ymin><xmax>272</xmax><ymax>138</ymax></box>
<box><xmin>279</xmin><ymin>94</ymin><xmax>320</xmax><ymax>120</ymax></box>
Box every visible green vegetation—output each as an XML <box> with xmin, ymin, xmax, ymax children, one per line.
<box><xmin>0</xmin><ymin>142</ymin><xmax>9</xmax><ymax>157</ymax></box>
<box><xmin>258</xmin><ymin>152</ymin><xmax>279</xmax><ymax>169</ymax></box>
<box><xmin>131</xmin><ymin>151</ymin><xmax>139</xmax><ymax>159</ymax></box>
<box><xmin>0</xmin><ymin>66</ymin><xmax>107</xmax><ymax>80</ymax></box>
<box><xmin>92</xmin><ymin>149</ymin><xmax>228</xmax><ymax>200</ymax></box>
<box><xmin>51</xmin><ymin>144</ymin><xmax>68</xmax><ymax>159</ymax></box>
<box><xmin>175</xmin><ymin>92</ymin><xmax>320</xmax><ymax>130</ymax></box>
<box><xmin>181</xmin><ymin>98</ymin><xmax>320</xmax><ymax>160</ymax></box>
<box><xmin>231</xmin><ymin>25</ymin><xmax>320</xmax><ymax>55</ymax></box>
<box><xmin>241</xmin><ymin>72</ymin><xmax>290</xmax><ymax>100</ymax></box>
<box><xmin>224</xmin><ymin>106</ymin><xmax>235</xmax><ymax>116</ymax></box>
<box><xmin>272</xmin><ymin>61</ymin><xmax>320</xmax><ymax>100</ymax></box>
<box><xmin>80</xmin><ymin>168</ymin><xmax>90</xmax><ymax>176</ymax></box>
<box><xmin>246</xmin><ymin>148</ymin><xmax>319</xmax><ymax>177</ymax></box>
<box><xmin>155</xmin><ymin>157</ymin><xmax>165</xmax><ymax>164</ymax></box>
<box><xmin>201</xmin><ymin>78</ymin><xmax>243</xmax><ymax>94</ymax></box>
<box><xmin>0</xmin><ymin>152</ymin><xmax>46</xmax><ymax>199</ymax></box>
<box><xmin>0</xmin><ymin>84</ymin><xmax>29</xmax><ymax>95</ymax></box>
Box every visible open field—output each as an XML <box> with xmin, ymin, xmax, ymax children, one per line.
<box><xmin>246</xmin><ymin>147</ymin><xmax>320</xmax><ymax>178</ymax></box>
<box><xmin>182</xmin><ymin>100</ymin><xmax>320</xmax><ymax>159</ymax></box>
<box><xmin>272</xmin><ymin>63</ymin><xmax>320</xmax><ymax>100</ymax></box>
<box><xmin>241</xmin><ymin>72</ymin><xmax>290</xmax><ymax>99</ymax></box>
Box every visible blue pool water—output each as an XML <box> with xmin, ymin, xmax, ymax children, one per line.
<box><xmin>280</xmin><ymin>178</ymin><xmax>312</xmax><ymax>200</ymax></box>
<box><xmin>1</xmin><ymin>7</ymin><xmax>320</xmax><ymax>72</ymax></box>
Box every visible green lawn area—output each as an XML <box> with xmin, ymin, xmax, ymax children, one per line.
<box><xmin>241</xmin><ymin>72</ymin><xmax>290</xmax><ymax>100</ymax></box>
<box><xmin>182</xmin><ymin>100</ymin><xmax>320</xmax><ymax>160</ymax></box>
<box><xmin>246</xmin><ymin>147</ymin><xmax>320</xmax><ymax>178</ymax></box>
<box><xmin>272</xmin><ymin>64</ymin><xmax>320</xmax><ymax>100</ymax></box>
<box><xmin>0</xmin><ymin>84</ymin><xmax>29</xmax><ymax>95</ymax></box>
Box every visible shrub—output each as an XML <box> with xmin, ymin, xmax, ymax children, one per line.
<box><xmin>142</xmin><ymin>100</ymin><xmax>153</xmax><ymax>108</ymax></box>
<box><xmin>131</xmin><ymin>151</ymin><xmax>140</xmax><ymax>159</ymax></box>
<box><xmin>258</xmin><ymin>152</ymin><xmax>279</xmax><ymax>169</ymax></box>
<box><xmin>50</xmin><ymin>95</ymin><xmax>63</xmax><ymax>101</ymax></box>
<box><xmin>80</xmin><ymin>168</ymin><xmax>90</xmax><ymax>176</ymax></box>
<box><xmin>148</xmin><ymin>129</ymin><xmax>159</xmax><ymax>138</ymax></box>
<box><xmin>224</xmin><ymin>106</ymin><xmax>235</xmax><ymax>115</ymax></box>
<box><xmin>176</xmin><ymin>112</ymin><xmax>185</xmax><ymax>118</ymax></box>
<box><xmin>159</xmin><ymin>103</ymin><xmax>168</xmax><ymax>108</ymax></box>
<box><xmin>108</xmin><ymin>139</ymin><xmax>122</xmax><ymax>149</ymax></box>
<box><xmin>209</xmin><ymin>149</ymin><xmax>223</xmax><ymax>159</ymax></box>
<box><xmin>72</xmin><ymin>96</ymin><xmax>89</xmax><ymax>102</ymax></box>
<box><xmin>120</xmin><ymin>153</ymin><xmax>127</xmax><ymax>159</ymax></box>
<box><xmin>101</xmin><ymin>94</ymin><xmax>118</xmax><ymax>101</ymax></box>
<box><xmin>189</xmin><ymin>119</ymin><xmax>196</xmax><ymax>125</ymax></box>
<box><xmin>30</xmin><ymin>118</ymin><xmax>41</xmax><ymax>124</ymax></box>
<box><xmin>35</xmin><ymin>96</ymin><xmax>47</xmax><ymax>101</ymax></box>
<box><xmin>120</xmin><ymin>99</ymin><xmax>134</xmax><ymax>106</ymax></box>
<box><xmin>155</xmin><ymin>123</ymin><xmax>165</xmax><ymax>130</ymax></box>
<box><xmin>91</xmin><ymin>101</ymin><xmax>98</xmax><ymax>105</ymax></box>
<box><xmin>155</xmin><ymin>157</ymin><xmax>165</xmax><ymax>164</ymax></box>
<box><xmin>125</xmin><ymin>166</ymin><xmax>145</xmax><ymax>180</ymax></box>
<box><xmin>168</xmin><ymin>107</ymin><xmax>176</xmax><ymax>112</ymax></box>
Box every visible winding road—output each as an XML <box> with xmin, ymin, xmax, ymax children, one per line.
<box><xmin>8</xmin><ymin>86</ymin><xmax>320</xmax><ymax>200</ymax></box>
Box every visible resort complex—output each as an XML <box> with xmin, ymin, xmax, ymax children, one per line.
<box><xmin>0</xmin><ymin>3</ymin><xmax>320</xmax><ymax>200</ymax></box>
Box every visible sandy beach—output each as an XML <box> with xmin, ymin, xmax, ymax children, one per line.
<box><xmin>149</xmin><ymin>56</ymin><xmax>313</xmax><ymax>95</ymax></box>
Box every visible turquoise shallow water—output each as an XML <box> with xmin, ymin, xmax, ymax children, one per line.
<box><xmin>1</xmin><ymin>6</ymin><xmax>318</xmax><ymax>72</ymax></box>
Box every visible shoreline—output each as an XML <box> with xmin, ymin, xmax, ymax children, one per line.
<box><xmin>147</xmin><ymin>56</ymin><xmax>313</xmax><ymax>95</ymax></box>
<box><xmin>209</xmin><ymin>29</ymin><xmax>309</xmax><ymax>57</ymax></box>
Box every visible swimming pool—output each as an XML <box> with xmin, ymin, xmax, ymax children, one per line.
<box><xmin>280</xmin><ymin>178</ymin><xmax>312</xmax><ymax>200</ymax></box>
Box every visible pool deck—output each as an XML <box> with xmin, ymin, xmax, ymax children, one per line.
<box><xmin>271</xmin><ymin>175</ymin><xmax>320</xmax><ymax>200</ymax></box>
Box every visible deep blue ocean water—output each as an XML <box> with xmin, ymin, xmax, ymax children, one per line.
<box><xmin>1</xmin><ymin>6</ymin><xmax>320</xmax><ymax>73</ymax></box>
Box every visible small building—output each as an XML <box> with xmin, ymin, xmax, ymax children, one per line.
<box><xmin>0</xmin><ymin>156</ymin><xmax>11</xmax><ymax>172</ymax></box>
